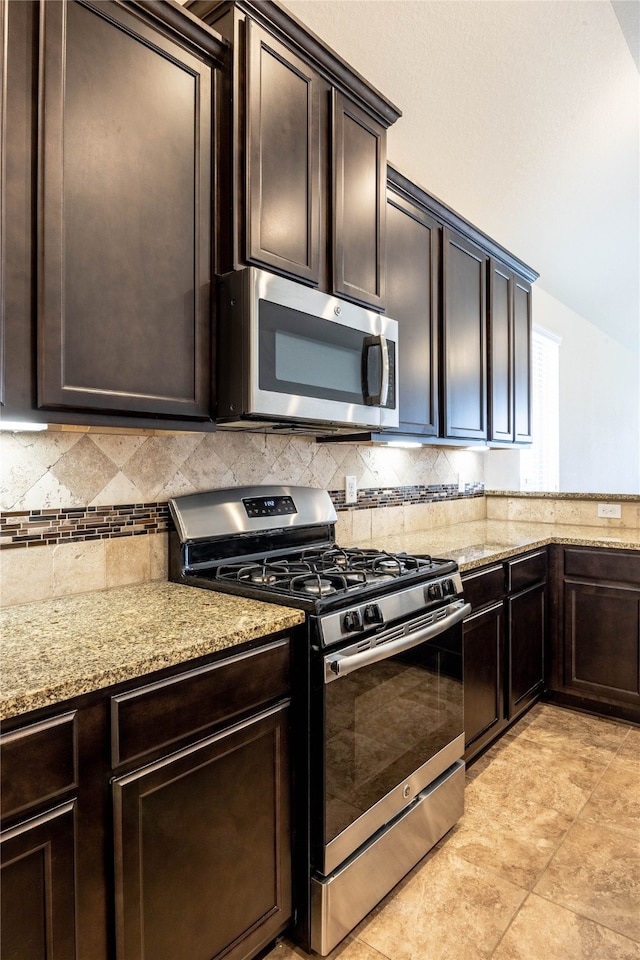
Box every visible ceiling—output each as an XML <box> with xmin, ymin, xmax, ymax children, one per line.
<box><xmin>280</xmin><ymin>0</ymin><xmax>639</xmax><ymax>351</ymax></box>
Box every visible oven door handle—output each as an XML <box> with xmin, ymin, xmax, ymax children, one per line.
<box><xmin>324</xmin><ymin>601</ymin><xmax>471</xmax><ymax>682</ymax></box>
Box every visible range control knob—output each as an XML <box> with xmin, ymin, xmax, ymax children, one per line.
<box><xmin>426</xmin><ymin>581</ymin><xmax>443</xmax><ymax>601</ymax></box>
<box><xmin>343</xmin><ymin>609</ymin><xmax>363</xmax><ymax>633</ymax></box>
<box><xmin>363</xmin><ymin>603</ymin><xmax>383</xmax><ymax>625</ymax></box>
<box><xmin>442</xmin><ymin>578</ymin><xmax>456</xmax><ymax>596</ymax></box>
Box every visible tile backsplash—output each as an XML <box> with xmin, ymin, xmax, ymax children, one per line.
<box><xmin>0</xmin><ymin>429</ymin><xmax>485</xmax><ymax>607</ymax></box>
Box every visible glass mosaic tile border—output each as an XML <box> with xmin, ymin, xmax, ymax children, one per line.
<box><xmin>0</xmin><ymin>484</ymin><xmax>484</xmax><ymax>550</ymax></box>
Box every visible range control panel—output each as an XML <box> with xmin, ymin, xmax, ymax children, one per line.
<box><xmin>318</xmin><ymin>572</ymin><xmax>464</xmax><ymax>648</ymax></box>
<box><xmin>242</xmin><ymin>495</ymin><xmax>297</xmax><ymax>518</ymax></box>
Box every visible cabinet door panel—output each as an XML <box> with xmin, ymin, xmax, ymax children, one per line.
<box><xmin>508</xmin><ymin>582</ymin><xmax>545</xmax><ymax>719</ymax></box>
<box><xmin>0</xmin><ymin>802</ymin><xmax>77</xmax><ymax>960</ymax></box>
<box><xmin>332</xmin><ymin>91</ymin><xmax>385</xmax><ymax>309</ymax></box>
<box><xmin>385</xmin><ymin>195</ymin><xmax>439</xmax><ymax>435</ymax></box>
<box><xmin>564</xmin><ymin>581</ymin><xmax>640</xmax><ymax>702</ymax></box>
<box><xmin>38</xmin><ymin>0</ymin><xmax>212</xmax><ymax>418</ymax></box>
<box><xmin>246</xmin><ymin>20</ymin><xmax>320</xmax><ymax>283</ymax></box>
<box><xmin>442</xmin><ymin>228</ymin><xmax>487</xmax><ymax>439</ymax></box>
<box><xmin>463</xmin><ymin>602</ymin><xmax>504</xmax><ymax>759</ymax></box>
<box><xmin>513</xmin><ymin>277</ymin><xmax>532</xmax><ymax>442</ymax></box>
<box><xmin>113</xmin><ymin>703</ymin><xmax>291</xmax><ymax>960</ymax></box>
<box><xmin>488</xmin><ymin>261</ymin><xmax>513</xmax><ymax>441</ymax></box>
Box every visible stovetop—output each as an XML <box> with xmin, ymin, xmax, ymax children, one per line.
<box><xmin>168</xmin><ymin>485</ymin><xmax>463</xmax><ymax>630</ymax></box>
<box><xmin>184</xmin><ymin>545</ymin><xmax>458</xmax><ymax>608</ymax></box>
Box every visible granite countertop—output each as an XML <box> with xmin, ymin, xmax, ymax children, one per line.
<box><xmin>3</xmin><ymin>519</ymin><xmax>639</xmax><ymax>723</ymax></box>
<box><xmin>0</xmin><ymin>581</ymin><xmax>305</xmax><ymax>721</ymax></box>
<box><xmin>354</xmin><ymin>519</ymin><xmax>640</xmax><ymax>571</ymax></box>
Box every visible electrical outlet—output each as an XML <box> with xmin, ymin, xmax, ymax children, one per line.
<box><xmin>597</xmin><ymin>503</ymin><xmax>621</xmax><ymax>519</ymax></box>
<box><xmin>345</xmin><ymin>476</ymin><xmax>358</xmax><ymax>504</ymax></box>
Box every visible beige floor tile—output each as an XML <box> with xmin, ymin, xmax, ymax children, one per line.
<box><xmin>534</xmin><ymin>820</ymin><xmax>640</xmax><ymax>941</ymax></box>
<box><xmin>618</xmin><ymin>727</ymin><xmax>640</xmax><ymax>764</ymax></box>
<box><xmin>468</xmin><ymin>734</ymin><xmax>608</xmax><ymax>819</ymax></box>
<box><xmin>509</xmin><ymin>703</ymin><xmax>630</xmax><ymax>763</ymax></box>
<box><xmin>492</xmin><ymin>893</ymin><xmax>640</xmax><ymax>960</ymax></box>
<box><xmin>442</xmin><ymin>779</ymin><xmax>573</xmax><ymax>889</ymax></box>
<box><xmin>356</xmin><ymin>846</ymin><xmax>526</xmax><ymax>960</ymax></box>
<box><xmin>264</xmin><ymin>937</ymin><xmax>390</xmax><ymax>960</ymax></box>
<box><xmin>579</xmin><ymin>756</ymin><xmax>640</xmax><ymax>839</ymax></box>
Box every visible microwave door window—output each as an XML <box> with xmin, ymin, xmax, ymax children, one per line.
<box><xmin>259</xmin><ymin>300</ymin><xmax>366</xmax><ymax>404</ymax></box>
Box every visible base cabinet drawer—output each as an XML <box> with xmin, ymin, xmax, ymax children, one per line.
<box><xmin>113</xmin><ymin>702</ymin><xmax>292</xmax><ymax>960</ymax></box>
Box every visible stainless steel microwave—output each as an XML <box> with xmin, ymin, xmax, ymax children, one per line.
<box><xmin>216</xmin><ymin>268</ymin><xmax>399</xmax><ymax>432</ymax></box>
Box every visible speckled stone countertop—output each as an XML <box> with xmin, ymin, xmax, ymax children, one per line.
<box><xmin>484</xmin><ymin>490</ymin><xmax>640</xmax><ymax>503</ymax></box>
<box><xmin>486</xmin><ymin>491</ymin><xmax>640</xmax><ymax>501</ymax></box>
<box><xmin>354</xmin><ymin>520</ymin><xmax>640</xmax><ymax>571</ymax></box>
<box><xmin>0</xmin><ymin>582</ymin><xmax>304</xmax><ymax>721</ymax></box>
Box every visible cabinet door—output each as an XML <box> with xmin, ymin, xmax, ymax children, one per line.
<box><xmin>1</xmin><ymin>802</ymin><xmax>77</xmax><ymax>960</ymax></box>
<box><xmin>332</xmin><ymin>91</ymin><xmax>386</xmax><ymax>309</ymax></box>
<box><xmin>463</xmin><ymin>601</ymin><xmax>505</xmax><ymax>761</ymax></box>
<box><xmin>513</xmin><ymin>276</ymin><xmax>533</xmax><ymax>443</ymax></box>
<box><xmin>385</xmin><ymin>190</ymin><xmax>439</xmax><ymax>435</ymax></box>
<box><xmin>508</xmin><ymin>582</ymin><xmax>546</xmax><ymax>720</ymax></box>
<box><xmin>246</xmin><ymin>19</ymin><xmax>320</xmax><ymax>284</ymax></box>
<box><xmin>113</xmin><ymin>702</ymin><xmax>291</xmax><ymax>960</ymax></box>
<box><xmin>37</xmin><ymin>0</ymin><xmax>214</xmax><ymax>419</ymax></box>
<box><xmin>563</xmin><ymin>580</ymin><xmax>640</xmax><ymax>709</ymax></box>
<box><xmin>442</xmin><ymin>228</ymin><xmax>487</xmax><ymax>440</ymax></box>
<box><xmin>488</xmin><ymin>259</ymin><xmax>513</xmax><ymax>442</ymax></box>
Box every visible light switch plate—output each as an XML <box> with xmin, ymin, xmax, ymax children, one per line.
<box><xmin>597</xmin><ymin>503</ymin><xmax>621</xmax><ymax>518</ymax></box>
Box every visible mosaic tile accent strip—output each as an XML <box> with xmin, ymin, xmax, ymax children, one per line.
<box><xmin>0</xmin><ymin>484</ymin><xmax>484</xmax><ymax>549</ymax></box>
<box><xmin>0</xmin><ymin>504</ymin><xmax>170</xmax><ymax>550</ymax></box>
<box><xmin>330</xmin><ymin>482</ymin><xmax>485</xmax><ymax>510</ymax></box>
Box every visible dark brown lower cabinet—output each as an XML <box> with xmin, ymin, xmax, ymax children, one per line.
<box><xmin>548</xmin><ymin>547</ymin><xmax>640</xmax><ymax>723</ymax></box>
<box><xmin>0</xmin><ymin>634</ymin><xmax>294</xmax><ymax>960</ymax></box>
<box><xmin>112</xmin><ymin>703</ymin><xmax>291</xmax><ymax>960</ymax></box>
<box><xmin>463</xmin><ymin>550</ymin><xmax>547</xmax><ymax>762</ymax></box>
<box><xmin>508</xmin><ymin>581</ymin><xmax>545</xmax><ymax>720</ymax></box>
<box><xmin>463</xmin><ymin>600</ymin><xmax>505</xmax><ymax>758</ymax></box>
<box><xmin>0</xmin><ymin>802</ymin><xmax>77</xmax><ymax>960</ymax></box>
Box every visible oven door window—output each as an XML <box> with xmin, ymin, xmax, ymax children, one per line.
<box><xmin>259</xmin><ymin>299</ymin><xmax>387</xmax><ymax>405</ymax></box>
<box><xmin>323</xmin><ymin>631</ymin><xmax>463</xmax><ymax>849</ymax></box>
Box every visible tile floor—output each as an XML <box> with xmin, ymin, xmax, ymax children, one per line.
<box><xmin>267</xmin><ymin>703</ymin><xmax>640</xmax><ymax>960</ymax></box>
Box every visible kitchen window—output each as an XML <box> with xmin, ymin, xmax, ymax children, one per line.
<box><xmin>520</xmin><ymin>327</ymin><xmax>561</xmax><ymax>491</ymax></box>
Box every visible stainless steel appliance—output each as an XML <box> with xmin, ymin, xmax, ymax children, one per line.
<box><xmin>168</xmin><ymin>485</ymin><xmax>469</xmax><ymax>956</ymax></box>
<box><xmin>215</xmin><ymin>268</ymin><xmax>399</xmax><ymax>432</ymax></box>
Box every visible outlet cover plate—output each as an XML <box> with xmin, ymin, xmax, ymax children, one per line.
<box><xmin>597</xmin><ymin>503</ymin><xmax>621</xmax><ymax>519</ymax></box>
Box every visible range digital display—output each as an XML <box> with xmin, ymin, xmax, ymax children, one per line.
<box><xmin>242</xmin><ymin>495</ymin><xmax>297</xmax><ymax>518</ymax></box>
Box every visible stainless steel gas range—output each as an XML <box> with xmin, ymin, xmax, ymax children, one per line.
<box><xmin>168</xmin><ymin>485</ymin><xmax>470</xmax><ymax>956</ymax></box>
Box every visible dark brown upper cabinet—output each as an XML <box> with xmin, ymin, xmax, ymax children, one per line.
<box><xmin>245</xmin><ymin>18</ymin><xmax>320</xmax><ymax>284</ymax></box>
<box><xmin>332</xmin><ymin>92</ymin><xmax>386</xmax><ymax>309</ymax></box>
<box><xmin>2</xmin><ymin>0</ymin><xmax>226</xmax><ymax>429</ymax></box>
<box><xmin>513</xmin><ymin>275</ymin><xmax>533</xmax><ymax>443</ymax></box>
<box><xmin>441</xmin><ymin>227</ymin><xmax>488</xmax><ymax>441</ymax></box>
<box><xmin>189</xmin><ymin>0</ymin><xmax>400</xmax><ymax>309</ymax></box>
<box><xmin>36</xmin><ymin>0</ymin><xmax>224</xmax><ymax>419</ymax></box>
<box><xmin>488</xmin><ymin>259</ymin><xmax>532</xmax><ymax>443</ymax></box>
<box><xmin>385</xmin><ymin>175</ymin><xmax>439</xmax><ymax>435</ymax></box>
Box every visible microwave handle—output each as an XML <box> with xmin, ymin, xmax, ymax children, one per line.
<box><xmin>363</xmin><ymin>335</ymin><xmax>390</xmax><ymax>406</ymax></box>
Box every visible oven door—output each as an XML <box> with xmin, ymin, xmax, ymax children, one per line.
<box><xmin>313</xmin><ymin>601</ymin><xmax>469</xmax><ymax>876</ymax></box>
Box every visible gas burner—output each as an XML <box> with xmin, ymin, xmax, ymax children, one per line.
<box><xmin>298</xmin><ymin>576</ymin><xmax>335</xmax><ymax>597</ymax></box>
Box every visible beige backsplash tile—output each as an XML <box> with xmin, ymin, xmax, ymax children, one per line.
<box><xmin>0</xmin><ymin>547</ymin><xmax>54</xmax><ymax>607</ymax></box>
<box><xmin>53</xmin><ymin>540</ymin><xmax>106</xmax><ymax>597</ymax></box>
<box><xmin>106</xmin><ymin>535</ymin><xmax>151</xmax><ymax>588</ymax></box>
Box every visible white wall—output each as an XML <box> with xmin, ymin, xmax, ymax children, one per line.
<box><xmin>531</xmin><ymin>287</ymin><xmax>639</xmax><ymax>494</ymax></box>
